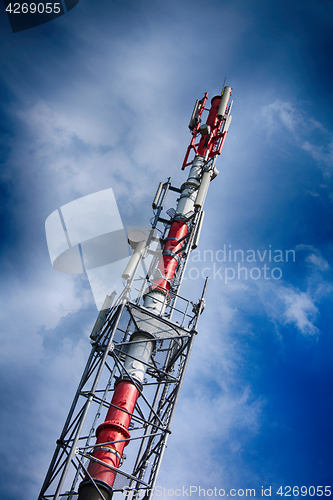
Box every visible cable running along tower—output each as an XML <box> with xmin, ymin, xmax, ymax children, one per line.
<box><xmin>38</xmin><ymin>86</ymin><xmax>233</xmax><ymax>500</ymax></box>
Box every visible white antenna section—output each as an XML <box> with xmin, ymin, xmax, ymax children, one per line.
<box><xmin>122</xmin><ymin>230</ymin><xmax>147</xmax><ymax>280</ymax></box>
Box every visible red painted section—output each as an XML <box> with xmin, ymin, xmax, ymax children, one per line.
<box><xmin>153</xmin><ymin>96</ymin><xmax>229</xmax><ymax>294</ymax></box>
<box><xmin>87</xmin><ymin>381</ymin><xmax>139</xmax><ymax>487</ymax></box>
<box><xmin>182</xmin><ymin>93</ymin><xmax>208</xmax><ymax>170</ymax></box>
<box><xmin>198</xmin><ymin>96</ymin><xmax>221</xmax><ymax>157</ymax></box>
<box><xmin>217</xmin><ymin>131</ymin><xmax>227</xmax><ymax>155</ymax></box>
<box><xmin>182</xmin><ymin>90</ymin><xmax>232</xmax><ymax>168</ymax></box>
<box><xmin>151</xmin><ymin>220</ymin><xmax>189</xmax><ymax>292</ymax></box>
<box><xmin>81</xmin><ymin>222</ymin><xmax>191</xmax><ymax>491</ymax></box>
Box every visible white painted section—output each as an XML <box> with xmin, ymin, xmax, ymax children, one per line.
<box><xmin>122</xmin><ymin>240</ymin><xmax>146</xmax><ymax>280</ymax></box>
<box><xmin>217</xmin><ymin>86</ymin><xmax>232</xmax><ymax>119</ymax></box>
<box><xmin>123</xmin><ymin>333</ymin><xmax>154</xmax><ymax>384</ymax></box>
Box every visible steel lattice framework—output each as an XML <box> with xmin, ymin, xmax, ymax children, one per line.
<box><xmin>38</xmin><ymin>276</ymin><xmax>208</xmax><ymax>500</ymax></box>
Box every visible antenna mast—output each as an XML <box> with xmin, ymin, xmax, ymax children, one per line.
<box><xmin>38</xmin><ymin>85</ymin><xmax>233</xmax><ymax>500</ymax></box>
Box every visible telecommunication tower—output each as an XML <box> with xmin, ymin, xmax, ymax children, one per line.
<box><xmin>38</xmin><ymin>86</ymin><xmax>233</xmax><ymax>500</ymax></box>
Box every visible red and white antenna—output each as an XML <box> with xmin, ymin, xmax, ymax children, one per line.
<box><xmin>38</xmin><ymin>85</ymin><xmax>233</xmax><ymax>500</ymax></box>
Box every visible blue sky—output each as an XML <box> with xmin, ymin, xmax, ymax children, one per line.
<box><xmin>0</xmin><ymin>0</ymin><xmax>332</xmax><ymax>499</ymax></box>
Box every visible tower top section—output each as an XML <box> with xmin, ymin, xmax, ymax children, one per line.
<box><xmin>183</xmin><ymin>86</ymin><xmax>233</xmax><ymax>169</ymax></box>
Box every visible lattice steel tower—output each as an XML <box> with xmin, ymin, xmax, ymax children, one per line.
<box><xmin>38</xmin><ymin>86</ymin><xmax>233</xmax><ymax>500</ymax></box>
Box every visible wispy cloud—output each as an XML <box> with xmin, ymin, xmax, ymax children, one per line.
<box><xmin>261</xmin><ymin>100</ymin><xmax>333</xmax><ymax>175</ymax></box>
<box><xmin>280</xmin><ymin>288</ymin><xmax>319</xmax><ymax>335</ymax></box>
<box><xmin>305</xmin><ymin>252</ymin><xmax>329</xmax><ymax>270</ymax></box>
<box><xmin>261</xmin><ymin>100</ymin><xmax>304</xmax><ymax>135</ymax></box>
<box><xmin>302</xmin><ymin>139</ymin><xmax>333</xmax><ymax>172</ymax></box>
<box><xmin>297</xmin><ymin>244</ymin><xmax>330</xmax><ymax>271</ymax></box>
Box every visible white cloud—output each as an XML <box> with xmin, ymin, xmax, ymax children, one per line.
<box><xmin>261</xmin><ymin>100</ymin><xmax>333</xmax><ymax>174</ymax></box>
<box><xmin>158</xmin><ymin>385</ymin><xmax>263</xmax><ymax>492</ymax></box>
<box><xmin>281</xmin><ymin>288</ymin><xmax>319</xmax><ymax>335</ymax></box>
<box><xmin>305</xmin><ymin>253</ymin><xmax>329</xmax><ymax>270</ymax></box>
<box><xmin>261</xmin><ymin>100</ymin><xmax>304</xmax><ymax>136</ymax></box>
<box><xmin>302</xmin><ymin>139</ymin><xmax>333</xmax><ymax>172</ymax></box>
<box><xmin>261</xmin><ymin>100</ymin><xmax>303</xmax><ymax>134</ymax></box>
<box><xmin>297</xmin><ymin>244</ymin><xmax>330</xmax><ymax>271</ymax></box>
